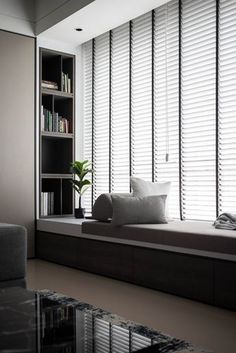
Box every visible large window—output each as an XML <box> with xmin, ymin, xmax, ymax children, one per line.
<box><xmin>111</xmin><ymin>23</ymin><xmax>130</xmax><ymax>193</ymax></box>
<box><xmin>83</xmin><ymin>0</ymin><xmax>236</xmax><ymax>221</ymax></box>
<box><xmin>154</xmin><ymin>0</ymin><xmax>179</xmax><ymax>218</ymax></box>
<box><xmin>83</xmin><ymin>40</ymin><xmax>93</xmax><ymax>210</ymax></box>
<box><xmin>93</xmin><ymin>33</ymin><xmax>110</xmax><ymax>200</ymax></box>
<box><xmin>181</xmin><ymin>0</ymin><xmax>216</xmax><ymax>221</ymax></box>
<box><xmin>131</xmin><ymin>12</ymin><xmax>153</xmax><ymax>181</ymax></box>
<box><xmin>219</xmin><ymin>0</ymin><xmax>236</xmax><ymax>213</ymax></box>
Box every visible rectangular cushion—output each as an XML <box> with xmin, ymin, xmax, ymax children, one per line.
<box><xmin>82</xmin><ymin>221</ymin><xmax>236</xmax><ymax>256</ymax></box>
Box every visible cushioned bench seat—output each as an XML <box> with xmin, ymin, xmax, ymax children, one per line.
<box><xmin>82</xmin><ymin>220</ymin><xmax>236</xmax><ymax>256</ymax></box>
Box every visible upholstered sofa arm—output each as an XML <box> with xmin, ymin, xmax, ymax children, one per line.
<box><xmin>0</xmin><ymin>223</ymin><xmax>27</xmax><ymax>282</ymax></box>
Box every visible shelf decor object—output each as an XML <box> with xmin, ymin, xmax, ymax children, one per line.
<box><xmin>71</xmin><ymin>160</ymin><xmax>93</xmax><ymax>218</ymax></box>
<box><xmin>39</xmin><ymin>48</ymin><xmax>75</xmax><ymax>218</ymax></box>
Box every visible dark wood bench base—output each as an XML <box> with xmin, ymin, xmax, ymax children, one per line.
<box><xmin>36</xmin><ymin>231</ymin><xmax>236</xmax><ymax>311</ymax></box>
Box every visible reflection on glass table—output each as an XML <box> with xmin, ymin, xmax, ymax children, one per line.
<box><xmin>0</xmin><ymin>287</ymin><xmax>212</xmax><ymax>353</ymax></box>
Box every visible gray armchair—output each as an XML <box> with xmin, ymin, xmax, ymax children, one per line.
<box><xmin>0</xmin><ymin>223</ymin><xmax>27</xmax><ymax>288</ymax></box>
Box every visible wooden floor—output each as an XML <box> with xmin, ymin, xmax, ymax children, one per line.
<box><xmin>27</xmin><ymin>259</ymin><xmax>236</xmax><ymax>353</ymax></box>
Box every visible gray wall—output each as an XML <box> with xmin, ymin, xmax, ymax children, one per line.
<box><xmin>35</xmin><ymin>0</ymin><xmax>93</xmax><ymax>35</ymax></box>
<box><xmin>0</xmin><ymin>0</ymin><xmax>93</xmax><ymax>37</ymax></box>
<box><xmin>0</xmin><ymin>30</ymin><xmax>35</xmax><ymax>257</ymax></box>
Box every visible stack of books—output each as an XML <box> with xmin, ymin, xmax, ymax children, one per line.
<box><xmin>62</xmin><ymin>72</ymin><xmax>72</xmax><ymax>93</ymax></box>
<box><xmin>41</xmin><ymin>106</ymin><xmax>70</xmax><ymax>133</ymax></box>
<box><xmin>41</xmin><ymin>192</ymin><xmax>54</xmax><ymax>216</ymax></box>
<box><xmin>41</xmin><ymin>80</ymin><xmax>58</xmax><ymax>90</ymax></box>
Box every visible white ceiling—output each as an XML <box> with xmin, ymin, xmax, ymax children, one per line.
<box><xmin>39</xmin><ymin>0</ymin><xmax>169</xmax><ymax>46</ymax></box>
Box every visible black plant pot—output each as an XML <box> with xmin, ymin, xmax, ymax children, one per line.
<box><xmin>75</xmin><ymin>207</ymin><xmax>85</xmax><ymax>219</ymax></box>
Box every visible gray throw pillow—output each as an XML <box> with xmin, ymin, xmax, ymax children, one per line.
<box><xmin>92</xmin><ymin>193</ymin><xmax>132</xmax><ymax>221</ymax></box>
<box><xmin>111</xmin><ymin>195</ymin><xmax>167</xmax><ymax>226</ymax></box>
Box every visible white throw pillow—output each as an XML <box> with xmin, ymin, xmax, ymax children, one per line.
<box><xmin>130</xmin><ymin>177</ymin><xmax>171</xmax><ymax>217</ymax></box>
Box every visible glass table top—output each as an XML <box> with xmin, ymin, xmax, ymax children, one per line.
<box><xmin>0</xmin><ymin>287</ymin><xmax>212</xmax><ymax>353</ymax></box>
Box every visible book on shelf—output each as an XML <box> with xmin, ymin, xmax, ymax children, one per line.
<box><xmin>41</xmin><ymin>105</ymin><xmax>70</xmax><ymax>134</ymax></box>
<box><xmin>62</xmin><ymin>72</ymin><xmax>71</xmax><ymax>93</ymax></box>
<box><xmin>41</xmin><ymin>192</ymin><xmax>54</xmax><ymax>216</ymax></box>
<box><xmin>41</xmin><ymin>80</ymin><xmax>58</xmax><ymax>90</ymax></box>
<box><xmin>41</xmin><ymin>105</ymin><xmax>44</xmax><ymax>131</ymax></box>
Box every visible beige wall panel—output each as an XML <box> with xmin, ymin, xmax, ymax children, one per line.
<box><xmin>0</xmin><ymin>30</ymin><xmax>35</xmax><ymax>257</ymax></box>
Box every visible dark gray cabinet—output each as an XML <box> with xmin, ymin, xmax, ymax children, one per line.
<box><xmin>214</xmin><ymin>260</ymin><xmax>236</xmax><ymax>310</ymax></box>
<box><xmin>76</xmin><ymin>238</ymin><xmax>134</xmax><ymax>281</ymax></box>
<box><xmin>133</xmin><ymin>248</ymin><xmax>214</xmax><ymax>303</ymax></box>
<box><xmin>37</xmin><ymin>232</ymin><xmax>134</xmax><ymax>282</ymax></box>
<box><xmin>37</xmin><ymin>232</ymin><xmax>78</xmax><ymax>268</ymax></box>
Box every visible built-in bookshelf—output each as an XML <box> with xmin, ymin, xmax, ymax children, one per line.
<box><xmin>39</xmin><ymin>48</ymin><xmax>75</xmax><ymax>218</ymax></box>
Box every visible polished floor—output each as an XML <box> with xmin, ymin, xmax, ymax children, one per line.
<box><xmin>27</xmin><ymin>259</ymin><xmax>236</xmax><ymax>353</ymax></box>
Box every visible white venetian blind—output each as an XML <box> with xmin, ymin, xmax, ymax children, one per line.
<box><xmin>111</xmin><ymin>23</ymin><xmax>130</xmax><ymax>192</ymax></box>
<box><xmin>111</xmin><ymin>325</ymin><xmax>129</xmax><ymax>353</ymax></box>
<box><xmin>83</xmin><ymin>40</ymin><xmax>93</xmax><ymax>212</ymax></box>
<box><xmin>154</xmin><ymin>0</ymin><xmax>180</xmax><ymax>218</ymax></box>
<box><xmin>94</xmin><ymin>318</ymin><xmax>110</xmax><ymax>353</ymax></box>
<box><xmin>131</xmin><ymin>12</ymin><xmax>153</xmax><ymax>180</ymax></box>
<box><xmin>82</xmin><ymin>311</ymin><xmax>93</xmax><ymax>353</ymax></box>
<box><xmin>181</xmin><ymin>0</ymin><xmax>216</xmax><ymax>220</ymax></box>
<box><xmin>131</xmin><ymin>332</ymin><xmax>152</xmax><ymax>351</ymax></box>
<box><xmin>93</xmin><ymin>33</ymin><xmax>110</xmax><ymax>201</ymax></box>
<box><xmin>219</xmin><ymin>0</ymin><xmax>236</xmax><ymax>213</ymax></box>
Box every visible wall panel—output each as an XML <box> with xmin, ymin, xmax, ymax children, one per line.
<box><xmin>0</xmin><ymin>30</ymin><xmax>35</xmax><ymax>257</ymax></box>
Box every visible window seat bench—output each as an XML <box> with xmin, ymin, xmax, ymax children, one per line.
<box><xmin>36</xmin><ymin>219</ymin><xmax>236</xmax><ymax>310</ymax></box>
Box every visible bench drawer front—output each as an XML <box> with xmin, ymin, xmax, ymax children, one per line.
<box><xmin>133</xmin><ymin>248</ymin><xmax>214</xmax><ymax>303</ymax></box>
<box><xmin>76</xmin><ymin>238</ymin><xmax>134</xmax><ymax>282</ymax></box>
<box><xmin>214</xmin><ymin>260</ymin><xmax>236</xmax><ymax>310</ymax></box>
<box><xmin>37</xmin><ymin>231</ymin><xmax>78</xmax><ymax>268</ymax></box>
<box><xmin>37</xmin><ymin>232</ymin><xmax>134</xmax><ymax>281</ymax></box>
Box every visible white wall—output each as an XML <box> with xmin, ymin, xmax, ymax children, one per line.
<box><xmin>0</xmin><ymin>0</ymin><xmax>35</xmax><ymax>36</ymax></box>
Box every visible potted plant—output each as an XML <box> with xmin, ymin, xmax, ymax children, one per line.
<box><xmin>71</xmin><ymin>160</ymin><xmax>93</xmax><ymax>218</ymax></box>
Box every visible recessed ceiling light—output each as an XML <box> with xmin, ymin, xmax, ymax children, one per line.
<box><xmin>75</xmin><ymin>28</ymin><xmax>83</xmax><ymax>31</ymax></box>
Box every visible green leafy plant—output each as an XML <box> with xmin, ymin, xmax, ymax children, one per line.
<box><xmin>71</xmin><ymin>160</ymin><xmax>93</xmax><ymax>208</ymax></box>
